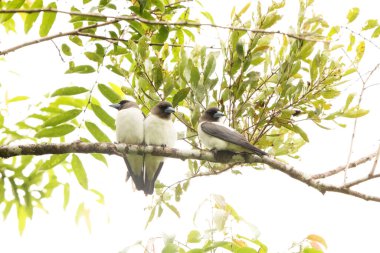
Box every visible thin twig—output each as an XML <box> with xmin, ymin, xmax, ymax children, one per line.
<box><xmin>311</xmin><ymin>152</ymin><xmax>377</xmax><ymax>179</ymax></box>
<box><xmin>0</xmin><ymin>19</ymin><xmax>120</xmax><ymax>55</ymax></box>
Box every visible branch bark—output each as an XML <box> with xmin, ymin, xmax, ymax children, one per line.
<box><xmin>0</xmin><ymin>142</ymin><xmax>379</xmax><ymax>202</ymax></box>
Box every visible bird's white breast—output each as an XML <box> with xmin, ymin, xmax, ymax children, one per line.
<box><xmin>144</xmin><ymin>114</ymin><xmax>176</xmax><ymax>147</ymax></box>
<box><xmin>116</xmin><ymin>108</ymin><xmax>144</xmax><ymax>144</ymax></box>
<box><xmin>197</xmin><ymin>122</ymin><xmax>229</xmax><ymax>150</ymax></box>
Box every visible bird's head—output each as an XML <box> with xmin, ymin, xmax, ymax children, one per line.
<box><xmin>109</xmin><ymin>100</ymin><xmax>138</xmax><ymax>110</ymax></box>
<box><xmin>152</xmin><ymin>101</ymin><xmax>175</xmax><ymax>119</ymax></box>
<box><xmin>200</xmin><ymin>107</ymin><xmax>224</xmax><ymax>122</ymax></box>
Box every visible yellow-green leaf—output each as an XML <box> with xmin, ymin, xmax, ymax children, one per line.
<box><xmin>24</xmin><ymin>0</ymin><xmax>43</xmax><ymax>33</ymax></box>
<box><xmin>43</xmin><ymin>109</ymin><xmax>81</xmax><ymax>127</ymax></box>
<box><xmin>71</xmin><ymin>154</ymin><xmax>88</xmax><ymax>189</ymax></box>
<box><xmin>0</xmin><ymin>0</ymin><xmax>25</xmax><ymax>23</ymax></box>
<box><xmin>346</xmin><ymin>7</ymin><xmax>359</xmax><ymax>23</ymax></box>
<box><xmin>172</xmin><ymin>87</ymin><xmax>190</xmax><ymax>107</ymax></box>
<box><xmin>98</xmin><ymin>83</ymin><xmax>122</xmax><ymax>103</ymax></box>
<box><xmin>342</xmin><ymin>107</ymin><xmax>369</xmax><ymax>118</ymax></box>
<box><xmin>355</xmin><ymin>41</ymin><xmax>365</xmax><ymax>62</ymax></box>
<box><xmin>39</xmin><ymin>2</ymin><xmax>57</xmax><ymax>37</ymax></box>
<box><xmin>85</xmin><ymin>121</ymin><xmax>111</xmax><ymax>142</ymax></box>
<box><xmin>63</xmin><ymin>183</ymin><xmax>70</xmax><ymax>209</ymax></box>
<box><xmin>61</xmin><ymin>43</ymin><xmax>72</xmax><ymax>56</ymax></box>
<box><xmin>91</xmin><ymin>103</ymin><xmax>115</xmax><ymax>129</ymax></box>
<box><xmin>187</xmin><ymin>230</ymin><xmax>202</xmax><ymax>243</ymax></box>
<box><xmin>51</xmin><ymin>86</ymin><xmax>88</xmax><ymax>97</ymax></box>
<box><xmin>35</xmin><ymin>124</ymin><xmax>75</xmax><ymax>138</ymax></box>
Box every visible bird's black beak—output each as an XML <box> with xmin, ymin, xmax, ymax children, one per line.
<box><xmin>164</xmin><ymin>106</ymin><xmax>175</xmax><ymax>114</ymax></box>
<box><xmin>213</xmin><ymin>111</ymin><xmax>224</xmax><ymax>118</ymax></box>
<box><xmin>109</xmin><ymin>103</ymin><xmax>121</xmax><ymax>110</ymax></box>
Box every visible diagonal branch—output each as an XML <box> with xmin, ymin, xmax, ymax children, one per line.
<box><xmin>0</xmin><ymin>142</ymin><xmax>379</xmax><ymax>202</ymax></box>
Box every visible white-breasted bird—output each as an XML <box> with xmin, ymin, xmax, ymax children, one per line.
<box><xmin>198</xmin><ymin>107</ymin><xmax>267</xmax><ymax>156</ymax></box>
<box><xmin>143</xmin><ymin>101</ymin><xmax>176</xmax><ymax>195</ymax></box>
<box><xmin>110</xmin><ymin>100</ymin><xmax>145</xmax><ymax>191</ymax></box>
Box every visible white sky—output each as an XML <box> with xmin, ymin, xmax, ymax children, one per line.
<box><xmin>1</xmin><ymin>0</ymin><xmax>380</xmax><ymax>253</ymax></box>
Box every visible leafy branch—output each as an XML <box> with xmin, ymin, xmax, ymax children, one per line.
<box><xmin>0</xmin><ymin>8</ymin><xmax>327</xmax><ymax>56</ymax></box>
<box><xmin>0</xmin><ymin>142</ymin><xmax>379</xmax><ymax>202</ymax></box>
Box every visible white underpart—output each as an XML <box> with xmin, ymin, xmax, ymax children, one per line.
<box><xmin>115</xmin><ymin>108</ymin><xmax>144</xmax><ymax>176</ymax></box>
<box><xmin>144</xmin><ymin>114</ymin><xmax>176</xmax><ymax>179</ymax></box>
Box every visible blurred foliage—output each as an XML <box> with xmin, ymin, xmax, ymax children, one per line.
<box><xmin>0</xmin><ymin>0</ymin><xmax>376</xmax><ymax>249</ymax></box>
<box><xmin>124</xmin><ymin>195</ymin><xmax>327</xmax><ymax>253</ymax></box>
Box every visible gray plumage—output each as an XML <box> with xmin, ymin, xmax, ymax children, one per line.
<box><xmin>198</xmin><ymin>107</ymin><xmax>267</xmax><ymax>156</ymax></box>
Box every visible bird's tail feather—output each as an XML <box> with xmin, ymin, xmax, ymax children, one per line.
<box><xmin>123</xmin><ymin>157</ymin><xmax>145</xmax><ymax>191</ymax></box>
<box><xmin>144</xmin><ymin>161</ymin><xmax>164</xmax><ymax>195</ymax></box>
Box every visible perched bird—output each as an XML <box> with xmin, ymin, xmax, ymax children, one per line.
<box><xmin>144</xmin><ymin>101</ymin><xmax>176</xmax><ymax>195</ymax></box>
<box><xmin>198</xmin><ymin>107</ymin><xmax>267</xmax><ymax>156</ymax></box>
<box><xmin>110</xmin><ymin>100</ymin><xmax>145</xmax><ymax>191</ymax></box>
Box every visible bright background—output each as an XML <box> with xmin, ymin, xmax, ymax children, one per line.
<box><xmin>1</xmin><ymin>0</ymin><xmax>380</xmax><ymax>252</ymax></box>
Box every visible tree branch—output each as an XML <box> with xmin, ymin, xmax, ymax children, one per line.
<box><xmin>0</xmin><ymin>142</ymin><xmax>379</xmax><ymax>202</ymax></box>
<box><xmin>0</xmin><ymin>19</ymin><xmax>120</xmax><ymax>55</ymax></box>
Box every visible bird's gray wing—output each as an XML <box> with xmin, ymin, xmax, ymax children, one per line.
<box><xmin>201</xmin><ymin>122</ymin><xmax>267</xmax><ymax>156</ymax></box>
<box><xmin>123</xmin><ymin>157</ymin><xmax>145</xmax><ymax>191</ymax></box>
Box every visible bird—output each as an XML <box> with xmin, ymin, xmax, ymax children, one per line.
<box><xmin>110</xmin><ymin>100</ymin><xmax>145</xmax><ymax>191</ymax></box>
<box><xmin>143</xmin><ymin>101</ymin><xmax>176</xmax><ymax>195</ymax></box>
<box><xmin>197</xmin><ymin>107</ymin><xmax>267</xmax><ymax>156</ymax></box>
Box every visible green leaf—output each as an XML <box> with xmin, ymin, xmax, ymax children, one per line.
<box><xmin>342</xmin><ymin>107</ymin><xmax>369</xmax><ymax>118</ymax></box>
<box><xmin>0</xmin><ymin>113</ymin><xmax>3</xmax><ymax>127</ymax></box>
<box><xmin>355</xmin><ymin>41</ymin><xmax>365</xmax><ymax>62</ymax></box>
<box><xmin>35</xmin><ymin>124</ymin><xmax>75</xmax><ymax>138</ymax></box>
<box><xmin>201</xmin><ymin>11</ymin><xmax>215</xmax><ymax>24</ymax></box>
<box><xmin>152</xmin><ymin>0</ymin><xmax>165</xmax><ymax>12</ymax></box>
<box><xmin>84</xmin><ymin>52</ymin><xmax>103</xmax><ymax>64</ymax></box>
<box><xmin>292</xmin><ymin>125</ymin><xmax>309</xmax><ymax>142</ymax></box>
<box><xmin>145</xmin><ymin>206</ymin><xmax>156</xmax><ymax>228</ymax></box>
<box><xmin>162</xmin><ymin>243</ymin><xmax>178</xmax><ymax>253</ymax></box>
<box><xmin>65</xmin><ymin>65</ymin><xmax>95</xmax><ymax>74</ymax></box>
<box><xmin>371</xmin><ymin>25</ymin><xmax>380</xmax><ymax>38</ymax></box>
<box><xmin>91</xmin><ymin>153</ymin><xmax>108</xmax><ymax>166</ymax></box>
<box><xmin>63</xmin><ymin>183</ymin><xmax>70</xmax><ymax>209</ymax></box>
<box><xmin>51</xmin><ymin>86</ymin><xmax>88</xmax><ymax>97</ymax></box>
<box><xmin>61</xmin><ymin>43</ymin><xmax>72</xmax><ymax>56</ymax></box>
<box><xmin>24</xmin><ymin>0</ymin><xmax>43</xmax><ymax>33</ymax></box>
<box><xmin>71</xmin><ymin>154</ymin><xmax>88</xmax><ymax>189</ymax></box>
<box><xmin>40</xmin><ymin>154</ymin><xmax>69</xmax><ymax>170</ymax></box>
<box><xmin>154</xmin><ymin>26</ymin><xmax>169</xmax><ymax>43</ymax></box>
<box><xmin>346</xmin><ymin>7</ymin><xmax>359</xmax><ymax>23</ymax></box>
<box><xmin>204</xmin><ymin>53</ymin><xmax>217</xmax><ymax>79</ymax></box>
<box><xmin>91</xmin><ymin>103</ymin><xmax>115</xmax><ymax>129</ymax></box>
<box><xmin>0</xmin><ymin>0</ymin><xmax>25</xmax><ymax>23</ymax></box>
<box><xmin>172</xmin><ymin>87</ymin><xmax>190</xmax><ymax>107</ymax></box>
<box><xmin>39</xmin><ymin>2</ymin><xmax>57</xmax><ymax>37</ymax></box>
<box><xmin>7</xmin><ymin>96</ymin><xmax>29</xmax><ymax>103</ymax></box>
<box><xmin>43</xmin><ymin>109</ymin><xmax>81</xmax><ymax>127</ymax></box>
<box><xmin>85</xmin><ymin>121</ymin><xmax>111</xmax><ymax>142</ymax></box>
<box><xmin>236</xmin><ymin>247</ymin><xmax>258</xmax><ymax>253</ymax></box>
<box><xmin>362</xmin><ymin>19</ymin><xmax>378</xmax><ymax>30</ymax></box>
<box><xmin>163</xmin><ymin>201</ymin><xmax>180</xmax><ymax>218</ymax></box>
<box><xmin>344</xmin><ymin>93</ymin><xmax>355</xmax><ymax>111</ymax></box>
<box><xmin>236</xmin><ymin>39</ymin><xmax>245</xmax><ymax>59</ymax></box>
<box><xmin>69</xmin><ymin>35</ymin><xmax>83</xmax><ymax>46</ymax></box>
<box><xmin>303</xmin><ymin>248</ymin><xmax>323</xmax><ymax>253</ymax></box>
<box><xmin>98</xmin><ymin>83</ymin><xmax>122</xmax><ymax>103</ymax></box>
<box><xmin>17</xmin><ymin>204</ymin><xmax>27</xmax><ymax>234</ymax></box>
<box><xmin>187</xmin><ymin>230</ymin><xmax>202</xmax><ymax>243</ymax></box>
<box><xmin>261</xmin><ymin>13</ymin><xmax>281</xmax><ymax>29</ymax></box>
